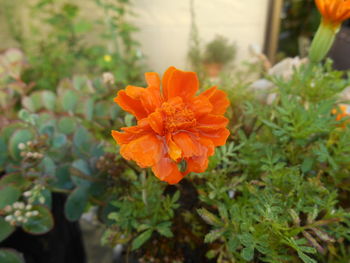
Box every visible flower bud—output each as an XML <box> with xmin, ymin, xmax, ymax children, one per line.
<box><xmin>18</xmin><ymin>143</ymin><xmax>26</xmax><ymax>150</ymax></box>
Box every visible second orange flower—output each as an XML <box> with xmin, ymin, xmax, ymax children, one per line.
<box><xmin>112</xmin><ymin>67</ymin><xmax>230</xmax><ymax>184</ymax></box>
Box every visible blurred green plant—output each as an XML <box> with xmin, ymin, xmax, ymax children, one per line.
<box><xmin>203</xmin><ymin>36</ymin><xmax>236</xmax><ymax>66</ymax></box>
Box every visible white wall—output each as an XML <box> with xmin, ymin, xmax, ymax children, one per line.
<box><xmin>132</xmin><ymin>0</ymin><xmax>269</xmax><ymax>73</ymax></box>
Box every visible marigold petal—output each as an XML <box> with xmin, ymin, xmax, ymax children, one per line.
<box><xmin>140</xmin><ymin>86</ymin><xmax>163</xmax><ymax>114</ymax></box>
<box><xmin>148</xmin><ymin>111</ymin><xmax>164</xmax><ymax>135</ymax></box>
<box><xmin>202</xmin><ymin>87</ymin><xmax>230</xmax><ymax>115</ymax></box>
<box><xmin>172</xmin><ymin>132</ymin><xmax>200</xmax><ymax>157</ymax></box>
<box><xmin>151</xmin><ymin>156</ymin><xmax>184</xmax><ymax>184</ymax></box>
<box><xmin>186</xmin><ymin>155</ymin><xmax>209</xmax><ymax>174</ymax></box>
<box><xmin>199</xmin><ymin>128</ymin><xmax>230</xmax><ymax>146</ymax></box>
<box><xmin>125</xmin><ymin>85</ymin><xmax>144</xmax><ymax>99</ymax></box>
<box><xmin>197</xmin><ymin>114</ymin><xmax>229</xmax><ymax>131</ymax></box>
<box><xmin>145</xmin><ymin>72</ymin><xmax>161</xmax><ymax>88</ymax></box>
<box><xmin>189</xmin><ymin>96</ymin><xmax>213</xmax><ymax>118</ymax></box>
<box><xmin>114</xmin><ymin>90</ymin><xmax>148</xmax><ymax>120</ymax></box>
<box><xmin>120</xmin><ymin>133</ymin><xmax>162</xmax><ymax>168</ymax></box>
<box><xmin>162</xmin><ymin>66</ymin><xmax>177</xmax><ymax>99</ymax></box>
<box><xmin>167</xmin><ymin>134</ymin><xmax>182</xmax><ymax>161</ymax></box>
<box><xmin>165</xmin><ymin>68</ymin><xmax>199</xmax><ymax>101</ymax></box>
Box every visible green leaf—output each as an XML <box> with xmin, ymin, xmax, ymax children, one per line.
<box><xmin>41</xmin><ymin>91</ymin><xmax>56</xmax><ymax>111</ymax></box>
<box><xmin>0</xmin><ymin>174</ymin><xmax>30</xmax><ymax>189</ymax></box>
<box><xmin>58</xmin><ymin>117</ymin><xmax>77</xmax><ymax>135</ymax></box>
<box><xmin>298</xmin><ymin>252</ymin><xmax>317</xmax><ymax>263</ymax></box>
<box><xmin>52</xmin><ymin>133</ymin><xmax>67</xmax><ymax>148</ymax></box>
<box><xmin>131</xmin><ymin>229</ymin><xmax>153</xmax><ymax>250</ymax></box>
<box><xmin>62</xmin><ymin>90</ymin><xmax>78</xmax><ymax>112</ymax></box>
<box><xmin>241</xmin><ymin>246</ymin><xmax>254</xmax><ymax>261</ymax></box>
<box><xmin>204</xmin><ymin>228</ymin><xmax>225</xmax><ymax>243</ymax></box>
<box><xmin>41</xmin><ymin>157</ymin><xmax>56</xmax><ymax>176</ymax></box>
<box><xmin>197</xmin><ymin>208</ymin><xmax>221</xmax><ymax>226</ymax></box>
<box><xmin>53</xmin><ymin>165</ymin><xmax>74</xmax><ymax>189</ymax></box>
<box><xmin>0</xmin><ymin>249</ymin><xmax>24</xmax><ymax>263</ymax></box>
<box><xmin>64</xmin><ymin>186</ymin><xmax>88</xmax><ymax>221</ymax></box>
<box><xmin>73</xmin><ymin>127</ymin><xmax>92</xmax><ymax>153</ymax></box>
<box><xmin>0</xmin><ymin>186</ymin><xmax>21</xmax><ymax>209</ymax></box>
<box><xmin>0</xmin><ymin>217</ymin><xmax>15</xmax><ymax>242</ymax></box>
<box><xmin>156</xmin><ymin>222</ymin><xmax>173</xmax><ymax>238</ymax></box>
<box><xmin>22</xmin><ymin>205</ymin><xmax>54</xmax><ymax>234</ymax></box>
<box><xmin>8</xmin><ymin>129</ymin><xmax>34</xmax><ymax>160</ymax></box>
<box><xmin>0</xmin><ymin>137</ymin><xmax>7</xmax><ymax>167</ymax></box>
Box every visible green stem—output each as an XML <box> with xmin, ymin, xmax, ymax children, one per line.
<box><xmin>309</xmin><ymin>20</ymin><xmax>339</xmax><ymax>63</ymax></box>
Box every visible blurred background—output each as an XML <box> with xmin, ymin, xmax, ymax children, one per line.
<box><xmin>1</xmin><ymin>0</ymin><xmax>350</xmax><ymax>263</ymax></box>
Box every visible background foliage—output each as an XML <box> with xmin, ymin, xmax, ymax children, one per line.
<box><xmin>1</xmin><ymin>1</ymin><xmax>350</xmax><ymax>263</ymax></box>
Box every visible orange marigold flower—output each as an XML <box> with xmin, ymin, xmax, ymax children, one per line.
<box><xmin>315</xmin><ymin>0</ymin><xmax>350</xmax><ymax>28</ymax></box>
<box><xmin>111</xmin><ymin>67</ymin><xmax>230</xmax><ymax>184</ymax></box>
<box><xmin>332</xmin><ymin>104</ymin><xmax>350</xmax><ymax>127</ymax></box>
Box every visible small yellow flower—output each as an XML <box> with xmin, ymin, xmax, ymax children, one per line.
<box><xmin>104</xmin><ymin>55</ymin><xmax>112</xmax><ymax>63</ymax></box>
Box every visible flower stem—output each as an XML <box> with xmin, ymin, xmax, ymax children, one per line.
<box><xmin>309</xmin><ymin>20</ymin><xmax>339</xmax><ymax>63</ymax></box>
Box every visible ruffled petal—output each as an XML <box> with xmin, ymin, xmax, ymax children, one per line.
<box><xmin>114</xmin><ymin>90</ymin><xmax>148</xmax><ymax>120</ymax></box>
<box><xmin>162</xmin><ymin>66</ymin><xmax>177</xmax><ymax>99</ymax></box>
<box><xmin>172</xmin><ymin>132</ymin><xmax>200</xmax><ymax>158</ymax></box>
<box><xmin>197</xmin><ymin>114</ymin><xmax>229</xmax><ymax>131</ymax></box>
<box><xmin>145</xmin><ymin>72</ymin><xmax>161</xmax><ymax>88</ymax></box>
<box><xmin>140</xmin><ymin>86</ymin><xmax>163</xmax><ymax>114</ymax></box>
<box><xmin>166</xmin><ymin>134</ymin><xmax>182</xmax><ymax>161</ymax></box>
<box><xmin>189</xmin><ymin>96</ymin><xmax>213</xmax><ymax>118</ymax></box>
<box><xmin>186</xmin><ymin>155</ymin><xmax>209</xmax><ymax>174</ymax></box>
<box><xmin>148</xmin><ymin>111</ymin><xmax>164</xmax><ymax>135</ymax></box>
<box><xmin>201</xmin><ymin>87</ymin><xmax>230</xmax><ymax>115</ymax></box>
<box><xmin>151</xmin><ymin>156</ymin><xmax>184</xmax><ymax>184</ymax></box>
<box><xmin>120</xmin><ymin>133</ymin><xmax>162</xmax><ymax>168</ymax></box>
<box><xmin>164</xmin><ymin>68</ymin><xmax>199</xmax><ymax>101</ymax></box>
<box><xmin>199</xmin><ymin>128</ymin><xmax>230</xmax><ymax>146</ymax></box>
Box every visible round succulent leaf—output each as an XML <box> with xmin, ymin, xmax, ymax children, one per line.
<box><xmin>58</xmin><ymin>117</ymin><xmax>77</xmax><ymax>135</ymax></box>
<box><xmin>94</xmin><ymin>101</ymin><xmax>109</xmax><ymax>117</ymax></box>
<box><xmin>41</xmin><ymin>91</ymin><xmax>57</xmax><ymax>111</ymax></box>
<box><xmin>61</xmin><ymin>90</ymin><xmax>78</xmax><ymax>112</ymax></box>
<box><xmin>8</xmin><ymin>129</ymin><xmax>34</xmax><ymax>160</ymax></box>
<box><xmin>1</xmin><ymin>123</ymin><xmax>24</xmax><ymax>142</ymax></box>
<box><xmin>52</xmin><ymin>133</ymin><xmax>67</xmax><ymax>148</ymax></box>
<box><xmin>110</xmin><ymin>104</ymin><xmax>121</xmax><ymax>119</ymax></box>
<box><xmin>0</xmin><ymin>217</ymin><xmax>15</xmax><ymax>242</ymax></box>
<box><xmin>0</xmin><ymin>136</ymin><xmax>7</xmax><ymax>167</ymax></box>
<box><xmin>0</xmin><ymin>174</ymin><xmax>30</xmax><ymax>189</ymax></box>
<box><xmin>22</xmin><ymin>205</ymin><xmax>54</xmax><ymax>235</ymax></box>
<box><xmin>53</xmin><ymin>164</ymin><xmax>74</xmax><ymax>190</ymax></box>
<box><xmin>30</xmin><ymin>188</ymin><xmax>52</xmax><ymax>209</ymax></box>
<box><xmin>0</xmin><ymin>249</ymin><xmax>24</xmax><ymax>263</ymax></box>
<box><xmin>0</xmin><ymin>185</ymin><xmax>21</xmax><ymax>209</ymax></box>
<box><xmin>73</xmin><ymin>126</ymin><xmax>92</xmax><ymax>154</ymax></box>
<box><xmin>64</xmin><ymin>186</ymin><xmax>89</xmax><ymax>221</ymax></box>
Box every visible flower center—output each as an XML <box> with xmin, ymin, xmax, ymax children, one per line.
<box><xmin>161</xmin><ymin>102</ymin><xmax>196</xmax><ymax>133</ymax></box>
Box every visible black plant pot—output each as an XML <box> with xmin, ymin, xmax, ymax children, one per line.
<box><xmin>0</xmin><ymin>193</ymin><xmax>86</xmax><ymax>263</ymax></box>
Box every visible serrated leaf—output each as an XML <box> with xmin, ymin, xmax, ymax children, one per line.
<box><xmin>204</xmin><ymin>228</ymin><xmax>225</xmax><ymax>243</ymax></box>
<box><xmin>197</xmin><ymin>208</ymin><xmax>221</xmax><ymax>226</ymax></box>
<box><xmin>241</xmin><ymin>246</ymin><xmax>254</xmax><ymax>261</ymax></box>
<box><xmin>156</xmin><ymin>223</ymin><xmax>173</xmax><ymax>238</ymax></box>
<box><xmin>298</xmin><ymin>251</ymin><xmax>317</xmax><ymax>263</ymax></box>
<box><xmin>131</xmin><ymin>229</ymin><xmax>153</xmax><ymax>250</ymax></box>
